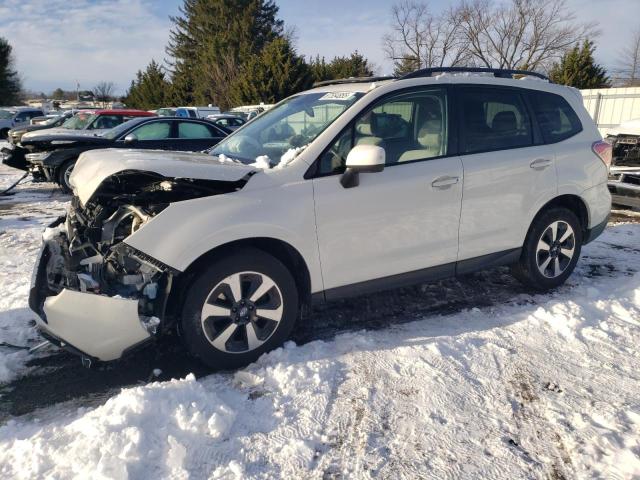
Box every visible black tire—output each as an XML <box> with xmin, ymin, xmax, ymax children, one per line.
<box><xmin>511</xmin><ymin>207</ymin><xmax>583</xmax><ymax>290</ymax></box>
<box><xmin>180</xmin><ymin>248</ymin><xmax>299</xmax><ymax>370</ymax></box>
<box><xmin>57</xmin><ymin>159</ymin><xmax>76</xmax><ymax>193</ymax></box>
<box><xmin>0</xmin><ymin>129</ymin><xmax>9</xmax><ymax>140</ymax></box>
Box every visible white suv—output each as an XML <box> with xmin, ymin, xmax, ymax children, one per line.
<box><xmin>30</xmin><ymin>68</ymin><xmax>612</xmax><ymax>369</ymax></box>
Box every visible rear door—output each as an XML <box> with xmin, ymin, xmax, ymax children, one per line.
<box><xmin>456</xmin><ymin>86</ymin><xmax>557</xmax><ymax>263</ymax></box>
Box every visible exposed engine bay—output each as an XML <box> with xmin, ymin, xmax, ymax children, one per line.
<box><xmin>34</xmin><ymin>170</ymin><xmax>251</xmax><ymax>335</ymax></box>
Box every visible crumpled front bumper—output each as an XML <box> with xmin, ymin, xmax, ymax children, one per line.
<box><xmin>29</xmin><ymin>229</ymin><xmax>152</xmax><ymax>362</ymax></box>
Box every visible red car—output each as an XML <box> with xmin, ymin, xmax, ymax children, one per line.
<box><xmin>67</xmin><ymin>109</ymin><xmax>156</xmax><ymax>132</ymax></box>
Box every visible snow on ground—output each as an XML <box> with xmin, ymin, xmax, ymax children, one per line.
<box><xmin>0</xmin><ymin>156</ymin><xmax>68</xmax><ymax>383</ymax></box>
<box><xmin>0</xmin><ymin>160</ymin><xmax>639</xmax><ymax>478</ymax></box>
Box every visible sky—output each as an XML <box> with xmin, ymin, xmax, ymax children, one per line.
<box><xmin>0</xmin><ymin>0</ymin><xmax>638</xmax><ymax>96</ymax></box>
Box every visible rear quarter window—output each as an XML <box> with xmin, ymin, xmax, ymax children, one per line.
<box><xmin>530</xmin><ymin>92</ymin><xmax>582</xmax><ymax>144</ymax></box>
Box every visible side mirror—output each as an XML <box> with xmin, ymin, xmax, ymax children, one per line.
<box><xmin>123</xmin><ymin>133</ymin><xmax>138</xmax><ymax>144</ymax></box>
<box><xmin>340</xmin><ymin>144</ymin><xmax>385</xmax><ymax>189</ymax></box>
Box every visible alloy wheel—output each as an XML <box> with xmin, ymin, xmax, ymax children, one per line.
<box><xmin>200</xmin><ymin>271</ymin><xmax>283</xmax><ymax>354</ymax></box>
<box><xmin>535</xmin><ymin>220</ymin><xmax>575</xmax><ymax>278</ymax></box>
<box><xmin>63</xmin><ymin>163</ymin><xmax>74</xmax><ymax>190</ymax></box>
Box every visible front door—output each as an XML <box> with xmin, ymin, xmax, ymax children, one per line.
<box><xmin>311</xmin><ymin>88</ymin><xmax>463</xmax><ymax>293</ymax></box>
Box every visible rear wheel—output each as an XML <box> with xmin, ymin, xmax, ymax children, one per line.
<box><xmin>180</xmin><ymin>248</ymin><xmax>299</xmax><ymax>369</ymax></box>
<box><xmin>511</xmin><ymin>208</ymin><xmax>582</xmax><ymax>290</ymax></box>
<box><xmin>57</xmin><ymin>160</ymin><xmax>76</xmax><ymax>193</ymax></box>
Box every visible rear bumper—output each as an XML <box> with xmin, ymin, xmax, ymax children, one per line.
<box><xmin>584</xmin><ymin>215</ymin><xmax>609</xmax><ymax>244</ymax></box>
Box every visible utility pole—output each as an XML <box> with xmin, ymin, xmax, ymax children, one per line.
<box><xmin>76</xmin><ymin>80</ymin><xmax>80</xmax><ymax>103</ymax></box>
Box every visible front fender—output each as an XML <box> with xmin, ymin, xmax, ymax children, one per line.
<box><xmin>42</xmin><ymin>147</ymin><xmax>97</xmax><ymax>168</ymax></box>
<box><xmin>123</xmin><ymin>180</ymin><xmax>323</xmax><ymax>292</ymax></box>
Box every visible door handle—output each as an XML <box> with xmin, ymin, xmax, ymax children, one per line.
<box><xmin>530</xmin><ymin>159</ymin><xmax>553</xmax><ymax>170</ymax></box>
<box><xmin>431</xmin><ymin>175</ymin><xmax>459</xmax><ymax>189</ymax></box>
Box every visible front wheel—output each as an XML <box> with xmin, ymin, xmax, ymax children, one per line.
<box><xmin>511</xmin><ymin>208</ymin><xmax>583</xmax><ymax>290</ymax></box>
<box><xmin>180</xmin><ymin>248</ymin><xmax>299</xmax><ymax>369</ymax></box>
<box><xmin>57</xmin><ymin>160</ymin><xmax>76</xmax><ymax>193</ymax></box>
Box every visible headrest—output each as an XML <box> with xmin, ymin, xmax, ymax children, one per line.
<box><xmin>538</xmin><ymin>110</ymin><xmax>561</xmax><ymax>133</ymax></box>
<box><xmin>491</xmin><ymin>111</ymin><xmax>517</xmax><ymax>133</ymax></box>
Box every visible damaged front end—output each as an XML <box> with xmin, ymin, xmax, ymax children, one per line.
<box><xmin>30</xmin><ymin>170</ymin><xmax>249</xmax><ymax>362</ymax></box>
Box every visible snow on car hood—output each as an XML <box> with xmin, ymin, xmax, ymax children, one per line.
<box><xmin>71</xmin><ymin>148</ymin><xmax>258</xmax><ymax>206</ymax></box>
<box><xmin>610</xmin><ymin>118</ymin><xmax>640</xmax><ymax>136</ymax></box>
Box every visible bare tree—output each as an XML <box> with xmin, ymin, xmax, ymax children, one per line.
<box><xmin>455</xmin><ymin>0</ymin><xmax>596</xmax><ymax>71</ymax></box>
<box><xmin>616</xmin><ymin>29</ymin><xmax>640</xmax><ymax>86</ymax></box>
<box><xmin>383</xmin><ymin>1</ymin><xmax>470</xmax><ymax>75</ymax></box>
<box><xmin>93</xmin><ymin>81</ymin><xmax>116</xmax><ymax>107</ymax></box>
<box><xmin>384</xmin><ymin>0</ymin><xmax>596</xmax><ymax>75</ymax></box>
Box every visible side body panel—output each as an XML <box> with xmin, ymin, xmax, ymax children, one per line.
<box><xmin>124</xmin><ymin>172</ymin><xmax>325</xmax><ymax>293</ymax></box>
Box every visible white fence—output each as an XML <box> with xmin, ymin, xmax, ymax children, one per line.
<box><xmin>581</xmin><ymin>87</ymin><xmax>640</xmax><ymax>135</ymax></box>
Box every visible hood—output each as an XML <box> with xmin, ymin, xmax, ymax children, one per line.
<box><xmin>21</xmin><ymin>128</ymin><xmax>107</xmax><ymax>142</ymax></box>
<box><xmin>71</xmin><ymin>148</ymin><xmax>259</xmax><ymax>205</ymax></box>
<box><xmin>611</xmin><ymin>118</ymin><xmax>640</xmax><ymax>136</ymax></box>
<box><xmin>10</xmin><ymin>123</ymin><xmax>49</xmax><ymax>135</ymax></box>
<box><xmin>19</xmin><ymin>132</ymin><xmax>110</xmax><ymax>151</ymax></box>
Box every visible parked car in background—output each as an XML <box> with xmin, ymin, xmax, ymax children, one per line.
<box><xmin>607</xmin><ymin>118</ymin><xmax>640</xmax><ymax>209</ymax></box>
<box><xmin>19</xmin><ymin>109</ymin><xmax>155</xmax><ymax>142</ymax></box>
<box><xmin>0</xmin><ymin>107</ymin><xmax>45</xmax><ymax>139</ymax></box>
<box><xmin>176</xmin><ymin>106</ymin><xmax>221</xmax><ymax>118</ymax></box>
<box><xmin>8</xmin><ymin>111</ymin><xmax>75</xmax><ymax>145</ymax></box>
<box><xmin>18</xmin><ymin>116</ymin><xmax>228</xmax><ymax>191</ymax></box>
<box><xmin>157</xmin><ymin>107</ymin><xmax>177</xmax><ymax>117</ymax></box>
<box><xmin>30</xmin><ymin>110</ymin><xmax>67</xmax><ymax>125</ymax></box>
<box><xmin>206</xmin><ymin>114</ymin><xmax>246</xmax><ymax>131</ymax></box>
<box><xmin>28</xmin><ymin>67</ymin><xmax>611</xmax><ymax>370</ymax></box>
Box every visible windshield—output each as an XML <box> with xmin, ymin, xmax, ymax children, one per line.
<box><xmin>44</xmin><ymin>116</ymin><xmax>63</xmax><ymax>126</ymax></box>
<box><xmin>210</xmin><ymin>91</ymin><xmax>364</xmax><ymax>167</ymax></box>
<box><xmin>62</xmin><ymin>112</ymin><xmax>96</xmax><ymax>130</ymax></box>
<box><xmin>0</xmin><ymin>109</ymin><xmax>15</xmax><ymax>120</ymax></box>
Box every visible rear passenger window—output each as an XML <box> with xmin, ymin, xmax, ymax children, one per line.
<box><xmin>460</xmin><ymin>88</ymin><xmax>533</xmax><ymax>153</ymax></box>
<box><xmin>179</xmin><ymin>122</ymin><xmax>214</xmax><ymax>138</ymax></box>
<box><xmin>530</xmin><ymin>92</ymin><xmax>582</xmax><ymax>143</ymax></box>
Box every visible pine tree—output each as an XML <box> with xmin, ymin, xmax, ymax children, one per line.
<box><xmin>309</xmin><ymin>52</ymin><xmax>374</xmax><ymax>83</ymax></box>
<box><xmin>549</xmin><ymin>40</ymin><xmax>610</xmax><ymax>89</ymax></box>
<box><xmin>327</xmin><ymin>51</ymin><xmax>374</xmax><ymax>79</ymax></box>
<box><xmin>0</xmin><ymin>37</ymin><xmax>22</xmax><ymax>105</ymax></box>
<box><xmin>393</xmin><ymin>55</ymin><xmax>420</xmax><ymax>76</ymax></box>
<box><xmin>309</xmin><ymin>55</ymin><xmax>332</xmax><ymax>82</ymax></box>
<box><xmin>232</xmin><ymin>37</ymin><xmax>313</xmax><ymax>104</ymax></box>
<box><xmin>125</xmin><ymin>60</ymin><xmax>171</xmax><ymax>110</ymax></box>
<box><xmin>166</xmin><ymin>0</ymin><xmax>284</xmax><ymax>107</ymax></box>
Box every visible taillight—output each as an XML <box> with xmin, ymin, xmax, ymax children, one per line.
<box><xmin>592</xmin><ymin>140</ymin><xmax>612</xmax><ymax>170</ymax></box>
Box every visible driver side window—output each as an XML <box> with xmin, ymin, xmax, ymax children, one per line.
<box><xmin>317</xmin><ymin>89</ymin><xmax>448</xmax><ymax>175</ymax></box>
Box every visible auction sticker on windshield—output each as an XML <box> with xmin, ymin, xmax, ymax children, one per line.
<box><xmin>319</xmin><ymin>92</ymin><xmax>358</xmax><ymax>101</ymax></box>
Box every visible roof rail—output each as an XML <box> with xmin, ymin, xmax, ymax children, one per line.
<box><xmin>399</xmin><ymin>67</ymin><xmax>549</xmax><ymax>81</ymax></box>
<box><xmin>312</xmin><ymin>76</ymin><xmax>397</xmax><ymax>88</ymax></box>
